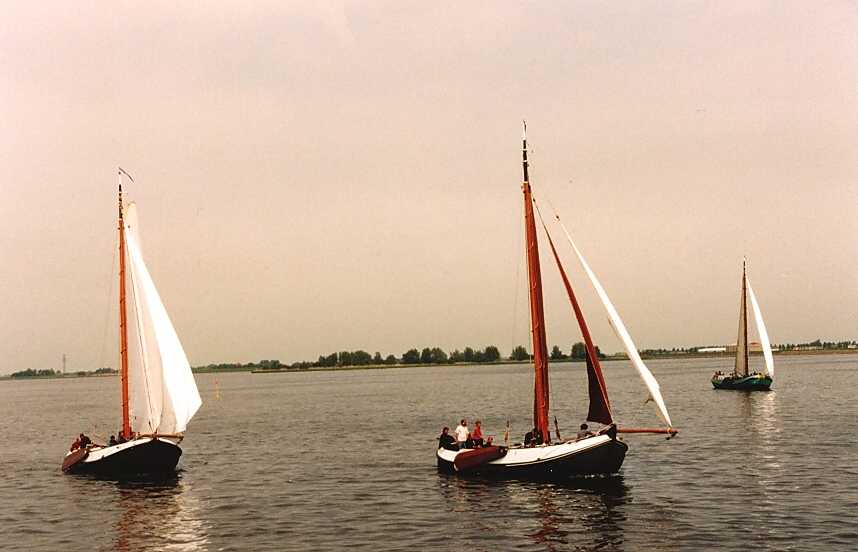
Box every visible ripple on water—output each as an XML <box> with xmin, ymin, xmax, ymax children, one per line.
<box><xmin>2</xmin><ymin>357</ymin><xmax>858</xmax><ymax>550</ymax></box>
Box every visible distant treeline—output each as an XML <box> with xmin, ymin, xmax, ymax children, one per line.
<box><xmin>288</xmin><ymin>345</ymin><xmax>504</xmax><ymax>369</ymax></box>
<box><xmin>636</xmin><ymin>339</ymin><xmax>858</xmax><ymax>357</ymax></box>
<box><xmin>775</xmin><ymin>339</ymin><xmax>857</xmax><ymax>351</ymax></box>
<box><xmin>10</xmin><ymin>367</ymin><xmax>116</xmax><ymax>379</ymax></box>
<box><xmin>197</xmin><ymin>342</ymin><xmax>606</xmax><ymax>372</ymax></box>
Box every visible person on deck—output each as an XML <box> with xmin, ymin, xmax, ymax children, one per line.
<box><xmin>471</xmin><ymin>420</ymin><xmax>485</xmax><ymax>448</ymax></box>
<box><xmin>438</xmin><ymin>427</ymin><xmax>458</xmax><ymax>451</ymax></box>
<box><xmin>109</xmin><ymin>435</ymin><xmax>118</xmax><ymax>446</ymax></box>
<box><xmin>69</xmin><ymin>436</ymin><xmax>81</xmax><ymax>452</ymax></box>
<box><xmin>524</xmin><ymin>427</ymin><xmax>544</xmax><ymax>447</ymax></box>
<box><xmin>454</xmin><ymin>419</ymin><xmax>469</xmax><ymax>448</ymax></box>
<box><xmin>117</xmin><ymin>432</ymin><xmax>127</xmax><ymax>444</ymax></box>
<box><xmin>78</xmin><ymin>433</ymin><xmax>92</xmax><ymax>448</ymax></box>
<box><xmin>577</xmin><ymin>423</ymin><xmax>593</xmax><ymax>440</ymax></box>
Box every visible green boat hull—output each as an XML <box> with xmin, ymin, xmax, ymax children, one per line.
<box><xmin>711</xmin><ymin>373</ymin><xmax>772</xmax><ymax>391</ymax></box>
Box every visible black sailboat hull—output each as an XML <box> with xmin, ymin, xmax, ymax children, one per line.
<box><xmin>712</xmin><ymin>373</ymin><xmax>772</xmax><ymax>391</ymax></box>
<box><xmin>63</xmin><ymin>438</ymin><xmax>182</xmax><ymax>476</ymax></box>
<box><xmin>437</xmin><ymin>436</ymin><xmax>628</xmax><ymax>480</ymax></box>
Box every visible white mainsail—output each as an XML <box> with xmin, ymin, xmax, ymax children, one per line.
<box><xmin>735</xmin><ymin>271</ymin><xmax>749</xmax><ymax>376</ymax></box>
<box><xmin>746</xmin><ymin>277</ymin><xmax>774</xmax><ymax>377</ymax></box>
<box><xmin>555</xmin><ymin>218</ymin><xmax>673</xmax><ymax>428</ymax></box>
<box><xmin>124</xmin><ymin>203</ymin><xmax>201</xmax><ymax>434</ymax></box>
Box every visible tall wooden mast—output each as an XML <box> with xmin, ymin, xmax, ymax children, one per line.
<box><xmin>735</xmin><ymin>259</ymin><xmax>749</xmax><ymax>377</ymax></box>
<box><xmin>118</xmin><ymin>169</ymin><xmax>131</xmax><ymax>439</ymax></box>
<box><xmin>521</xmin><ymin>122</ymin><xmax>551</xmax><ymax>443</ymax></box>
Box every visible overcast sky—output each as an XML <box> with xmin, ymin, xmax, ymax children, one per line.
<box><xmin>1</xmin><ymin>1</ymin><xmax>856</xmax><ymax>373</ymax></box>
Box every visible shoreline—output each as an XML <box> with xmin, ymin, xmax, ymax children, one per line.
<box><xmin>4</xmin><ymin>348</ymin><xmax>856</xmax><ymax>381</ymax></box>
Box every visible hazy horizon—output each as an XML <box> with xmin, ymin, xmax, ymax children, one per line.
<box><xmin>2</xmin><ymin>2</ymin><xmax>856</xmax><ymax>375</ymax></box>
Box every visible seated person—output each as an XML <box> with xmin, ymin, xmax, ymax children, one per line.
<box><xmin>438</xmin><ymin>427</ymin><xmax>458</xmax><ymax>451</ymax></box>
<box><xmin>576</xmin><ymin>423</ymin><xmax>594</xmax><ymax>440</ymax></box>
<box><xmin>109</xmin><ymin>435</ymin><xmax>118</xmax><ymax>446</ymax></box>
<box><xmin>69</xmin><ymin>436</ymin><xmax>81</xmax><ymax>452</ymax></box>
<box><xmin>78</xmin><ymin>433</ymin><xmax>92</xmax><ymax>448</ymax></box>
<box><xmin>471</xmin><ymin>420</ymin><xmax>485</xmax><ymax>448</ymax></box>
<box><xmin>524</xmin><ymin>427</ymin><xmax>544</xmax><ymax>447</ymax></box>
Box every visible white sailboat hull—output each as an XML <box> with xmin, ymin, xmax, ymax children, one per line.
<box><xmin>437</xmin><ymin>434</ymin><xmax>628</xmax><ymax>478</ymax></box>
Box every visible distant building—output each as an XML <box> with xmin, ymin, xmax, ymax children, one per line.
<box><xmin>725</xmin><ymin>342</ymin><xmax>764</xmax><ymax>353</ymax></box>
<box><xmin>697</xmin><ymin>347</ymin><xmax>727</xmax><ymax>353</ymax></box>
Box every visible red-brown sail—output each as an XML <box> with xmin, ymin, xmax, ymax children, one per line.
<box><xmin>540</xmin><ymin>217</ymin><xmax>613</xmax><ymax>425</ymax></box>
<box><xmin>521</xmin><ymin>123</ymin><xmax>551</xmax><ymax>443</ymax></box>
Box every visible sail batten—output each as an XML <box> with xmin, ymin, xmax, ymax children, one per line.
<box><xmin>746</xmin><ymin>278</ymin><xmax>774</xmax><ymax>377</ymax></box>
<box><xmin>555</xmin><ymin>218</ymin><xmax>673</xmax><ymax>428</ymax></box>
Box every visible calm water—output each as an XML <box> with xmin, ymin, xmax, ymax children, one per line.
<box><xmin>2</xmin><ymin>354</ymin><xmax>857</xmax><ymax>551</ymax></box>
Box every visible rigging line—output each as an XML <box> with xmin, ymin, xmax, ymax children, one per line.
<box><xmin>98</xmin><ymin>229</ymin><xmax>119</xmax><ymax>372</ymax></box>
<box><xmin>510</xmin><ymin>195</ymin><xmax>524</xmax><ymax>359</ymax></box>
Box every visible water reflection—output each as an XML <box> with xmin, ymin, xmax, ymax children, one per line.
<box><xmin>437</xmin><ymin>475</ymin><xmax>629</xmax><ymax>551</ymax></box>
<box><xmin>737</xmin><ymin>390</ymin><xmax>782</xmax><ymax>540</ymax></box>
<box><xmin>112</xmin><ymin>476</ymin><xmax>208</xmax><ymax>552</ymax></box>
<box><xmin>740</xmin><ymin>390</ymin><xmax>780</xmax><ymax>470</ymax></box>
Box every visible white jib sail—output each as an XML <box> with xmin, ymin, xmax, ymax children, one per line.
<box><xmin>746</xmin><ymin>277</ymin><xmax>774</xmax><ymax>377</ymax></box>
<box><xmin>124</xmin><ymin>203</ymin><xmax>202</xmax><ymax>434</ymax></box>
<box><xmin>556</xmin><ymin>219</ymin><xmax>673</xmax><ymax>427</ymax></box>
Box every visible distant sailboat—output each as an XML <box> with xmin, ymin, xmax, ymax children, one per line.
<box><xmin>712</xmin><ymin>260</ymin><xmax>774</xmax><ymax>390</ymax></box>
<box><xmin>437</xmin><ymin>124</ymin><xmax>676</xmax><ymax>478</ymax></box>
<box><xmin>63</xmin><ymin>169</ymin><xmax>202</xmax><ymax>475</ymax></box>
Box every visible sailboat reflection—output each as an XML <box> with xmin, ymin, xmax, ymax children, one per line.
<box><xmin>437</xmin><ymin>474</ymin><xmax>629</xmax><ymax>550</ymax></box>
<box><xmin>113</xmin><ymin>476</ymin><xmax>209</xmax><ymax>552</ymax></box>
<box><xmin>529</xmin><ymin>478</ymin><xmax>628</xmax><ymax>551</ymax></box>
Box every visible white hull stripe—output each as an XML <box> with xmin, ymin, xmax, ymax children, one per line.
<box><xmin>62</xmin><ymin>437</ymin><xmax>179</xmax><ymax>464</ymax></box>
<box><xmin>437</xmin><ymin>434</ymin><xmax>613</xmax><ymax>467</ymax></box>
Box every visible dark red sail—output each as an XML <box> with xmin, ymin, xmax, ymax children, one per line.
<box><xmin>521</xmin><ymin>123</ymin><xmax>551</xmax><ymax>443</ymax></box>
<box><xmin>540</xmin><ymin>216</ymin><xmax>613</xmax><ymax>425</ymax></box>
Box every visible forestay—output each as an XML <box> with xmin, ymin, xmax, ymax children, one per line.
<box><xmin>746</xmin><ymin>277</ymin><xmax>774</xmax><ymax>377</ymax></box>
<box><xmin>124</xmin><ymin>203</ymin><xmax>202</xmax><ymax>434</ymax></box>
<box><xmin>555</xmin><ymin>218</ymin><xmax>673</xmax><ymax>428</ymax></box>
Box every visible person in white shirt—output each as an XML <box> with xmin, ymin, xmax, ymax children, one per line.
<box><xmin>454</xmin><ymin>419</ymin><xmax>469</xmax><ymax>447</ymax></box>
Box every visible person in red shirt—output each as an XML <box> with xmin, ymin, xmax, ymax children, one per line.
<box><xmin>471</xmin><ymin>420</ymin><xmax>485</xmax><ymax>448</ymax></box>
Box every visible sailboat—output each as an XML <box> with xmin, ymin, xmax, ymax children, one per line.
<box><xmin>63</xmin><ymin>169</ymin><xmax>202</xmax><ymax>475</ymax></box>
<box><xmin>712</xmin><ymin>260</ymin><xmax>774</xmax><ymax>390</ymax></box>
<box><xmin>436</xmin><ymin>124</ymin><xmax>676</xmax><ymax>478</ymax></box>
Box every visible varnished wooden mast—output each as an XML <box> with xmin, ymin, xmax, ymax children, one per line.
<box><xmin>521</xmin><ymin>122</ymin><xmax>551</xmax><ymax>443</ymax></box>
<box><xmin>741</xmin><ymin>259</ymin><xmax>749</xmax><ymax>376</ymax></box>
<box><xmin>118</xmin><ymin>170</ymin><xmax>131</xmax><ymax>439</ymax></box>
